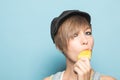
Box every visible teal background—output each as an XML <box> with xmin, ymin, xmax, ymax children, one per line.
<box><xmin>0</xmin><ymin>0</ymin><xmax>120</xmax><ymax>80</ymax></box>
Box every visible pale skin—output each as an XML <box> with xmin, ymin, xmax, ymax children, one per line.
<box><xmin>44</xmin><ymin>26</ymin><xmax>116</xmax><ymax>80</ymax></box>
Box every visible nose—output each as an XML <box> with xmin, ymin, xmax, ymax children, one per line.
<box><xmin>80</xmin><ymin>34</ymin><xmax>88</xmax><ymax>45</ymax></box>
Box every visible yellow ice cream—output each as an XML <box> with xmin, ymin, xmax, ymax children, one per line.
<box><xmin>78</xmin><ymin>50</ymin><xmax>92</xmax><ymax>60</ymax></box>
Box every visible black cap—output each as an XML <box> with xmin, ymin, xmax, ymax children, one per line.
<box><xmin>51</xmin><ymin>10</ymin><xmax>91</xmax><ymax>43</ymax></box>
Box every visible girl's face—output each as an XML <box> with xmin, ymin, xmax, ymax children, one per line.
<box><xmin>66</xmin><ymin>26</ymin><xmax>94</xmax><ymax>62</ymax></box>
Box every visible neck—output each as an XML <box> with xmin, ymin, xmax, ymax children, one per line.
<box><xmin>63</xmin><ymin>58</ymin><xmax>77</xmax><ymax>80</ymax></box>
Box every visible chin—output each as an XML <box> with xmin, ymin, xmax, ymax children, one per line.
<box><xmin>73</xmin><ymin>59</ymin><xmax>78</xmax><ymax>63</ymax></box>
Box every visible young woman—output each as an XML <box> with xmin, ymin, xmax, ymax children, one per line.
<box><xmin>44</xmin><ymin>10</ymin><xmax>116</xmax><ymax>80</ymax></box>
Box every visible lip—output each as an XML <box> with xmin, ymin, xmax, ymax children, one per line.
<box><xmin>80</xmin><ymin>49</ymin><xmax>92</xmax><ymax>52</ymax></box>
<box><xmin>83</xmin><ymin>48</ymin><xmax>91</xmax><ymax>51</ymax></box>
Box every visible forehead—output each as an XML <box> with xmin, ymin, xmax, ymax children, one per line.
<box><xmin>67</xmin><ymin>21</ymin><xmax>91</xmax><ymax>32</ymax></box>
<box><xmin>77</xmin><ymin>23</ymin><xmax>91</xmax><ymax>28</ymax></box>
<box><xmin>62</xmin><ymin>15</ymin><xmax>91</xmax><ymax>30</ymax></box>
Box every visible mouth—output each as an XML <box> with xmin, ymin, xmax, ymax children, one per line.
<box><xmin>81</xmin><ymin>48</ymin><xmax>92</xmax><ymax>52</ymax></box>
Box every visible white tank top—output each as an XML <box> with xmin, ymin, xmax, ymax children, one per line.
<box><xmin>50</xmin><ymin>71</ymin><xmax>101</xmax><ymax>80</ymax></box>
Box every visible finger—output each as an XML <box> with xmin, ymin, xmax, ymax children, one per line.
<box><xmin>75</xmin><ymin>59</ymin><xmax>90</xmax><ymax>73</ymax></box>
<box><xmin>74</xmin><ymin>63</ymin><xmax>91</xmax><ymax>80</ymax></box>
<box><xmin>77</xmin><ymin>59</ymin><xmax>92</xmax><ymax>80</ymax></box>
<box><xmin>78</xmin><ymin>61</ymin><xmax>87</xmax><ymax>73</ymax></box>
<box><xmin>78</xmin><ymin>61</ymin><xmax>91</xmax><ymax>80</ymax></box>
<box><xmin>78</xmin><ymin>60</ymin><xmax>90</xmax><ymax>72</ymax></box>
<box><xmin>80</xmin><ymin>57</ymin><xmax>91</xmax><ymax>68</ymax></box>
<box><xmin>74</xmin><ymin>66</ymin><xmax>85</xmax><ymax>80</ymax></box>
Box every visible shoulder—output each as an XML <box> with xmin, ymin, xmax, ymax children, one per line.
<box><xmin>43</xmin><ymin>71</ymin><xmax>64</xmax><ymax>80</ymax></box>
<box><xmin>43</xmin><ymin>76</ymin><xmax>51</xmax><ymax>80</ymax></box>
<box><xmin>100</xmin><ymin>75</ymin><xmax>116</xmax><ymax>80</ymax></box>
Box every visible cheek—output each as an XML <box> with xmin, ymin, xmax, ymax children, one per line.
<box><xmin>90</xmin><ymin>38</ymin><xmax>94</xmax><ymax>48</ymax></box>
<box><xmin>67</xmin><ymin>40</ymin><xmax>80</xmax><ymax>52</ymax></box>
<box><xmin>68</xmin><ymin>41</ymin><xmax>77</xmax><ymax>50</ymax></box>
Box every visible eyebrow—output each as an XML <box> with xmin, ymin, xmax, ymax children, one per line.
<box><xmin>82</xmin><ymin>25</ymin><xmax>91</xmax><ymax>31</ymax></box>
<box><xmin>85</xmin><ymin>26</ymin><xmax>92</xmax><ymax>30</ymax></box>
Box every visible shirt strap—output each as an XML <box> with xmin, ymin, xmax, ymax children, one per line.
<box><xmin>49</xmin><ymin>75</ymin><xmax>53</xmax><ymax>80</ymax></box>
<box><xmin>51</xmin><ymin>72</ymin><xmax>62</xmax><ymax>80</ymax></box>
<box><xmin>92</xmin><ymin>71</ymin><xmax>101</xmax><ymax>80</ymax></box>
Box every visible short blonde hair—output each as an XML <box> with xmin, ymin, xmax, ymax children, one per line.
<box><xmin>54</xmin><ymin>15</ymin><xmax>91</xmax><ymax>54</ymax></box>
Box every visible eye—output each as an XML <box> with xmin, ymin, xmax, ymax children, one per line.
<box><xmin>73</xmin><ymin>33</ymin><xmax>78</xmax><ymax>37</ymax></box>
<box><xmin>85</xmin><ymin>31</ymin><xmax>92</xmax><ymax>35</ymax></box>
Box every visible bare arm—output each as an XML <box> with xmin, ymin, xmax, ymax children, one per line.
<box><xmin>101</xmin><ymin>75</ymin><xmax>116</xmax><ymax>80</ymax></box>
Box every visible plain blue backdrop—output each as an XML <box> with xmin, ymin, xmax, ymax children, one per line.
<box><xmin>0</xmin><ymin>0</ymin><xmax>120</xmax><ymax>80</ymax></box>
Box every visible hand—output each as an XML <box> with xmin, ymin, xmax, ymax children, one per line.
<box><xmin>74</xmin><ymin>57</ymin><xmax>92</xmax><ymax>80</ymax></box>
